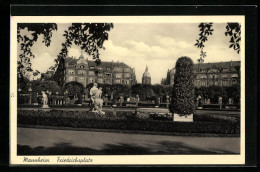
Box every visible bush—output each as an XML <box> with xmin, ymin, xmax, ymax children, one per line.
<box><xmin>17</xmin><ymin>110</ymin><xmax>240</xmax><ymax>135</ymax></box>
<box><xmin>170</xmin><ymin>57</ymin><xmax>195</xmax><ymax>116</ymax></box>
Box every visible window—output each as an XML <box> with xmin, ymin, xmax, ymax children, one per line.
<box><xmin>221</xmin><ymin>74</ymin><xmax>228</xmax><ymax>78</ymax></box>
<box><xmin>106</xmin><ymin>73</ymin><xmax>112</xmax><ymax>77</ymax></box>
<box><xmin>106</xmin><ymin>79</ymin><xmax>112</xmax><ymax>84</ymax></box>
<box><xmin>124</xmin><ymin>73</ymin><xmax>130</xmax><ymax>78</ymax></box>
<box><xmin>125</xmin><ymin>80</ymin><xmax>129</xmax><ymax>85</ymax></box>
<box><xmin>223</xmin><ymin>68</ymin><xmax>229</xmax><ymax>72</ymax></box>
<box><xmin>98</xmin><ymin>67</ymin><xmax>103</xmax><ymax>71</ymax></box>
<box><xmin>98</xmin><ymin>73</ymin><xmax>103</xmax><ymax>77</ymax></box>
<box><xmin>106</xmin><ymin>67</ymin><xmax>111</xmax><ymax>70</ymax></box>
<box><xmin>68</xmin><ymin>70</ymin><xmax>74</xmax><ymax>75</ymax></box>
<box><xmin>232</xmin><ymin>74</ymin><xmax>239</xmax><ymax>78</ymax></box>
<box><xmin>88</xmin><ymin>71</ymin><xmax>95</xmax><ymax>76</ymax></box>
<box><xmin>88</xmin><ymin>78</ymin><xmax>94</xmax><ymax>83</ymax></box>
<box><xmin>201</xmin><ymin>75</ymin><xmax>207</xmax><ymax>79</ymax></box>
<box><xmin>114</xmin><ymin>79</ymin><xmax>121</xmax><ymax>84</ymax></box>
<box><xmin>115</xmin><ymin>73</ymin><xmax>122</xmax><ymax>78</ymax></box>
<box><xmin>124</xmin><ymin>68</ymin><xmax>130</xmax><ymax>72</ymax></box>
<box><xmin>80</xmin><ymin>65</ymin><xmax>85</xmax><ymax>68</ymax></box>
<box><xmin>90</xmin><ymin>66</ymin><xmax>95</xmax><ymax>69</ymax></box>
<box><xmin>212</xmin><ymin>74</ymin><xmax>218</xmax><ymax>79</ymax></box>
<box><xmin>222</xmin><ymin>80</ymin><xmax>229</xmax><ymax>86</ymax></box>
<box><xmin>78</xmin><ymin>70</ymin><xmax>86</xmax><ymax>75</ymax></box>
<box><xmin>97</xmin><ymin>78</ymin><xmax>104</xmax><ymax>83</ymax></box>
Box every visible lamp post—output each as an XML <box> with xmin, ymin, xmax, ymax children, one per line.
<box><xmin>197</xmin><ymin>95</ymin><xmax>202</xmax><ymax>109</ymax></box>
<box><xmin>64</xmin><ymin>90</ymin><xmax>68</xmax><ymax>105</ymax></box>
<box><xmin>219</xmin><ymin>96</ymin><xmax>222</xmax><ymax>109</ymax></box>
<box><xmin>28</xmin><ymin>87</ymin><xmax>32</xmax><ymax>105</ymax></box>
<box><xmin>56</xmin><ymin>91</ymin><xmax>59</xmax><ymax>105</ymax></box>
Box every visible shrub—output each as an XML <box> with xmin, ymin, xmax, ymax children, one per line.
<box><xmin>170</xmin><ymin>57</ymin><xmax>195</xmax><ymax>116</ymax></box>
<box><xmin>17</xmin><ymin>110</ymin><xmax>240</xmax><ymax>135</ymax></box>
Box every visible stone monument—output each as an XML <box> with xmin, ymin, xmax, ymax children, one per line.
<box><xmin>42</xmin><ymin>91</ymin><xmax>49</xmax><ymax>109</ymax></box>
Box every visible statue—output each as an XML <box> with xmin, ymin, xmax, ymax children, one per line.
<box><xmin>89</xmin><ymin>83</ymin><xmax>105</xmax><ymax>115</ymax></box>
<box><xmin>42</xmin><ymin>91</ymin><xmax>49</xmax><ymax>108</ymax></box>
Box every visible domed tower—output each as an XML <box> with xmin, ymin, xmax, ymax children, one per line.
<box><xmin>142</xmin><ymin>65</ymin><xmax>151</xmax><ymax>85</ymax></box>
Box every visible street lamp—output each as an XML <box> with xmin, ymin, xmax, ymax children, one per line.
<box><xmin>28</xmin><ymin>87</ymin><xmax>32</xmax><ymax>105</ymax></box>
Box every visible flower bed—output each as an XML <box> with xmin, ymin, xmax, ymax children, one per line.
<box><xmin>17</xmin><ymin>110</ymin><xmax>240</xmax><ymax>135</ymax></box>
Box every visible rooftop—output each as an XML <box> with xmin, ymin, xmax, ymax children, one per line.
<box><xmin>65</xmin><ymin>57</ymin><xmax>131</xmax><ymax>68</ymax></box>
<box><xmin>193</xmin><ymin>61</ymin><xmax>240</xmax><ymax>69</ymax></box>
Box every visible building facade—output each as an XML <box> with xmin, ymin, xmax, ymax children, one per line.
<box><xmin>142</xmin><ymin>65</ymin><xmax>151</xmax><ymax>85</ymax></box>
<box><xmin>169</xmin><ymin>61</ymin><xmax>240</xmax><ymax>87</ymax></box>
<box><xmin>62</xmin><ymin>55</ymin><xmax>136</xmax><ymax>87</ymax></box>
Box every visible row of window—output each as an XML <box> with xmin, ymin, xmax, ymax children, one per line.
<box><xmin>195</xmin><ymin>79</ymin><xmax>238</xmax><ymax>86</ymax></box>
<box><xmin>196</xmin><ymin>73</ymin><xmax>239</xmax><ymax>79</ymax></box>
<box><xmin>67</xmin><ymin>65</ymin><xmax>131</xmax><ymax>72</ymax></box>
<box><xmin>66</xmin><ymin>76</ymin><xmax>131</xmax><ymax>85</ymax></box>
<box><xmin>67</xmin><ymin>70</ymin><xmax>131</xmax><ymax>78</ymax></box>
<box><xmin>194</xmin><ymin>67</ymin><xmax>238</xmax><ymax>73</ymax></box>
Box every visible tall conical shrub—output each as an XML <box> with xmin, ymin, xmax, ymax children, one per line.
<box><xmin>169</xmin><ymin>56</ymin><xmax>195</xmax><ymax>116</ymax></box>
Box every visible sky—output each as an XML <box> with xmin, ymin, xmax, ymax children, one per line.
<box><xmin>18</xmin><ymin>23</ymin><xmax>241</xmax><ymax>84</ymax></box>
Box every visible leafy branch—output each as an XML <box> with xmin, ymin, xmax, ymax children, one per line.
<box><xmin>194</xmin><ymin>23</ymin><xmax>214</xmax><ymax>63</ymax></box>
<box><xmin>17</xmin><ymin>23</ymin><xmax>57</xmax><ymax>76</ymax></box>
<box><xmin>195</xmin><ymin>22</ymin><xmax>241</xmax><ymax>62</ymax></box>
<box><xmin>51</xmin><ymin>23</ymin><xmax>113</xmax><ymax>86</ymax></box>
<box><xmin>225</xmin><ymin>23</ymin><xmax>241</xmax><ymax>54</ymax></box>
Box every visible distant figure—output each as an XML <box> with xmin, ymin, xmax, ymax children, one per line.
<box><xmin>89</xmin><ymin>83</ymin><xmax>98</xmax><ymax>112</ymax></box>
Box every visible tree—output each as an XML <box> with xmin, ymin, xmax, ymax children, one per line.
<box><xmin>17</xmin><ymin>23</ymin><xmax>113</xmax><ymax>85</ymax></box>
<box><xmin>63</xmin><ymin>81</ymin><xmax>84</xmax><ymax>104</ymax></box>
<box><xmin>17</xmin><ymin>23</ymin><xmax>58</xmax><ymax>77</ymax></box>
<box><xmin>195</xmin><ymin>22</ymin><xmax>241</xmax><ymax>63</ymax></box>
<box><xmin>169</xmin><ymin>57</ymin><xmax>195</xmax><ymax>116</ymax></box>
<box><xmin>26</xmin><ymin>80</ymin><xmax>62</xmax><ymax>94</ymax></box>
<box><xmin>52</xmin><ymin>23</ymin><xmax>113</xmax><ymax>86</ymax></box>
<box><xmin>161</xmin><ymin>70</ymin><xmax>171</xmax><ymax>85</ymax></box>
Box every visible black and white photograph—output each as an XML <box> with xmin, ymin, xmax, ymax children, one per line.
<box><xmin>10</xmin><ymin>16</ymin><xmax>245</xmax><ymax>165</ymax></box>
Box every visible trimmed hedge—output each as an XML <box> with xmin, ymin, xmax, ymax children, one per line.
<box><xmin>170</xmin><ymin>57</ymin><xmax>195</xmax><ymax>115</ymax></box>
<box><xmin>17</xmin><ymin>110</ymin><xmax>240</xmax><ymax>135</ymax></box>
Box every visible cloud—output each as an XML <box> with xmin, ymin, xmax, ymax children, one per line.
<box><xmin>68</xmin><ymin>47</ymin><xmax>81</xmax><ymax>58</ymax></box>
<box><xmin>99</xmin><ymin>37</ymin><xmax>197</xmax><ymax>84</ymax></box>
<box><xmin>31</xmin><ymin>52</ymin><xmax>55</xmax><ymax>73</ymax></box>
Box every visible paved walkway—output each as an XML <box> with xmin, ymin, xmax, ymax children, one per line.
<box><xmin>17</xmin><ymin>127</ymin><xmax>240</xmax><ymax>155</ymax></box>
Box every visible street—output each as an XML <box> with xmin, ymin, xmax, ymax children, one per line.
<box><xmin>17</xmin><ymin>127</ymin><xmax>240</xmax><ymax>155</ymax></box>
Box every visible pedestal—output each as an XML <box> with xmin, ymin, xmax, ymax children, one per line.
<box><xmin>42</xmin><ymin>105</ymin><xmax>50</xmax><ymax>109</ymax></box>
<box><xmin>173</xmin><ymin>113</ymin><xmax>193</xmax><ymax>122</ymax></box>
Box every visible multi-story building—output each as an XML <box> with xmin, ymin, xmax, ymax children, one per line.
<box><xmin>63</xmin><ymin>54</ymin><xmax>136</xmax><ymax>87</ymax></box>
<box><xmin>169</xmin><ymin>61</ymin><xmax>240</xmax><ymax>87</ymax></box>
<box><xmin>142</xmin><ymin>65</ymin><xmax>151</xmax><ymax>85</ymax></box>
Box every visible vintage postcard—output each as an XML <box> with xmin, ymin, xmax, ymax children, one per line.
<box><xmin>10</xmin><ymin>16</ymin><xmax>245</xmax><ymax>165</ymax></box>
